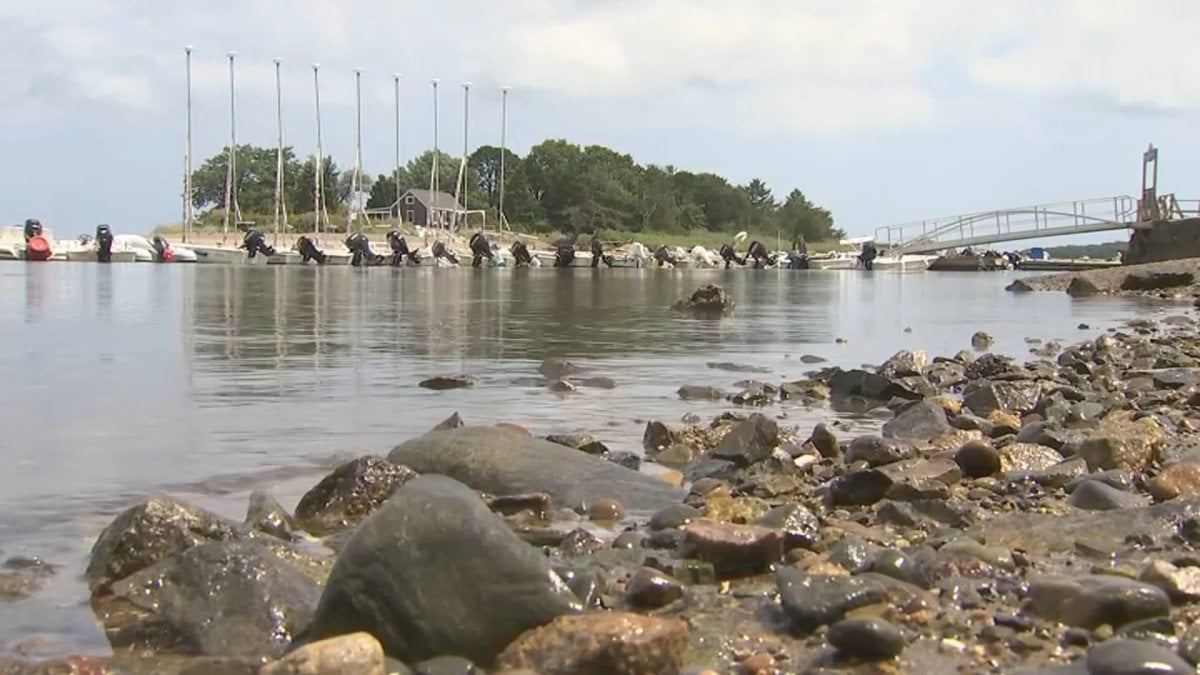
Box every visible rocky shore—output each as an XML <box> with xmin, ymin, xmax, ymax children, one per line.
<box><xmin>9</xmin><ymin>306</ymin><xmax>1200</xmax><ymax>673</ymax></box>
<box><xmin>1008</xmin><ymin>257</ymin><xmax>1200</xmax><ymax>301</ymax></box>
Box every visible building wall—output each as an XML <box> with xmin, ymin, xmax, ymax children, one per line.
<box><xmin>1126</xmin><ymin>218</ymin><xmax>1200</xmax><ymax>264</ymax></box>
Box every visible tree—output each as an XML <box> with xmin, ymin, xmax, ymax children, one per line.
<box><xmin>290</xmin><ymin>155</ymin><xmax>342</xmax><ymax>213</ymax></box>
<box><xmin>191</xmin><ymin>145</ymin><xmax>304</xmax><ymax>215</ymax></box>
<box><xmin>776</xmin><ymin>189</ymin><xmax>843</xmax><ymax>242</ymax></box>
<box><xmin>743</xmin><ymin>178</ymin><xmax>775</xmax><ymax>211</ymax></box>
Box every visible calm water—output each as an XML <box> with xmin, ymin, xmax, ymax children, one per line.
<box><xmin>0</xmin><ymin>262</ymin><xmax>1165</xmax><ymax>655</ymax></box>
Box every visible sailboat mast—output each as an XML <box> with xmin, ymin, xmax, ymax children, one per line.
<box><xmin>313</xmin><ymin>63</ymin><xmax>324</xmax><ymax>236</ymax></box>
<box><xmin>430</xmin><ymin>79</ymin><xmax>439</xmax><ymax>230</ymax></box>
<box><xmin>499</xmin><ymin>85</ymin><xmax>510</xmax><ymax>232</ymax></box>
<box><xmin>183</xmin><ymin>46</ymin><xmax>193</xmax><ymax>244</ymax></box>
<box><xmin>224</xmin><ymin>51</ymin><xmax>237</xmax><ymax>244</ymax></box>
<box><xmin>353</xmin><ymin>67</ymin><xmax>364</xmax><ymax>233</ymax></box>
<box><xmin>458</xmin><ymin>82</ymin><xmax>471</xmax><ymax>232</ymax></box>
<box><xmin>273</xmin><ymin>57</ymin><xmax>284</xmax><ymax>246</ymax></box>
<box><xmin>394</xmin><ymin>73</ymin><xmax>401</xmax><ymax>226</ymax></box>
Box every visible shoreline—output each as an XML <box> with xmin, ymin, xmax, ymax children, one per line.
<box><xmin>4</xmin><ymin>284</ymin><xmax>1200</xmax><ymax>673</ymax></box>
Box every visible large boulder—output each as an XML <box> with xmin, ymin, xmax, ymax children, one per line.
<box><xmin>96</xmin><ymin>540</ymin><xmax>323</xmax><ymax>659</ymax></box>
<box><xmin>1120</xmin><ymin>271</ymin><xmax>1195</xmax><ymax>291</ymax></box>
<box><xmin>1077</xmin><ymin>414</ymin><xmax>1165</xmax><ymax>473</ymax></box>
<box><xmin>826</xmin><ymin>369</ymin><xmax>923</xmax><ymax>402</ymax></box>
<box><xmin>87</xmin><ymin>496</ymin><xmax>246</xmax><ymax>594</ymax></box>
<box><xmin>962</xmin><ymin>381</ymin><xmax>1042</xmax><ymax>416</ymax></box>
<box><xmin>388</xmin><ymin>427</ymin><xmax>684</xmax><ymax>513</ymax></box>
<box><xmin>302</xmin><ymin>475</ymin><xmax>579</xmax><ymax>666</ymax></box>
<box><xmin>671</xmin><ymin>284</ymin><xmax>733</xmax><ymax>317</ymax></box>
<box><xmin>711</xmin><ymin>414</ymin><xmax>779</xmax><ymax>466</ymax></box>
<box><xmin>294</xmin><ymin>456</ymin><xmax>419</xmax><ymax>536</ymax></box>
<box><xmin>881</xmin><ymin>400</ymin><xmax>952</xmax><ymax>443</ymax></box>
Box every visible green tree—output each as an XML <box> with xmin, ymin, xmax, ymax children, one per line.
<box><xmin>776</xmin><ymin>189</ymin><xmax>843</xmax><ymax>242</ymax></box>
<box><xmin>290</xmin><ymin>155</ymin><xmax>342</xmax><ymax>213</ymax></box>
<box><xmin>743</xmin><ymin>178</ymin><xmax>775</xmax><ymax>211</ymax></box>
<box><xmin>192</xmin><ymin>145</ymin><xmax>304</xmax><ymax>214</ymax></box>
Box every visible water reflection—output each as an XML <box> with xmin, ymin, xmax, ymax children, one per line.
<box><xmin>186</xmin><ymin>266</ymin><xmax>840</xmax><ymax>381</ymax></box>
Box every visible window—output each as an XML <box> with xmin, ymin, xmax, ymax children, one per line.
<box><xmin>405</xmin><ymin>209</ymin><xmax>415</xmax><ymax>223</ymax></box>
<box><xmin>405</xmin><ymin>195</ymin><xmax>415</xmax><ymax>204</ymax></box>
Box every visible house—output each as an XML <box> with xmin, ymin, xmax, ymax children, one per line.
<box><xmin>370</xmin><ymin>189</ymin><xmax>465</xmax><ymax>228</ymax></box>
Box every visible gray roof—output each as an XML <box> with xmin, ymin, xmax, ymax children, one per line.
<box><xmin>401</xmin><ymin>189</ymin><xmax>464</xmax><ymax>211</ymax></box>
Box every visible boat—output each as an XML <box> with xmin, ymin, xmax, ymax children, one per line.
<box><xmin>871</xmin><ymin>254</ymin><xmax>938</xmax><ymax>270</ymax></box>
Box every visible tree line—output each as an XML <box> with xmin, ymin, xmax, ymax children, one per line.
<box><xmin>190</xmin><ymin>140</ymin><xmax>843</xmax><ymax>241</ymax></box>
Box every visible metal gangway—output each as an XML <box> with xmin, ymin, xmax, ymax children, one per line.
<box><xmin>875</xmin><ymin>196</ymin><xmax>1142</xmax><ymax>256</ymax></box>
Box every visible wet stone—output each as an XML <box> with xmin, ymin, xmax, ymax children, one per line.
<box><xmin>496</xmin><ymin>612</ymin><xmax>689</xmax><ymax>675</ymax></box>
<box><xmin>827</xmin><ymin>537</ymin><xmax>874</xmax><ymax>574</ymax></box>
<box><xmin>245</xmin><ymin>491</ymin><xmax>299</xmax><ymax>541</ymax></box>
<box><xmin>808</xmin><ymin>423</ymin><xmax>841</xmax><ymax>458</ymax></box>
<box><xmin>545</xmin><ymin>434</ymin><xmax>609</xmax><ymax>455</ymax></box>
<box><xmin>681</xmin><ymin>519</ymin><xmax>783</xmax><ymax>579</ymax></box>
<box><xmin>677</xmin><ymin>385</ymin><xmax>726</xmax><ymax>401</ymax></box>
<box><xmin>775</xmin><ymin>568</ymin><xmax>887</xmax><ymax>632</ymax></box>
<box><xmin>754</xmin><ymin>503</ymin><xmax>820</xmax><ymax>550</ymax></box>
<box><xmin>955</xmin><ymin>440</ymin><xmax>1001</xmax><ymax>478</ymax></box>
<box><xmin>844</xmin><ymin>435</ymin><xmax>916</xmax><ymax>467</ymax></box>
<box><xmin>431</xmin><ymin>412</ymin><xmax>465</xmax><ymax>431</ymax></box>
<box><xmin>711</xmin><ymin>414</ymin><xmax>779</xmax><ymax>466</ymax></box>
<box><xmin>587</xmin><ymin>499</ymin><xmax>625</xmax><ymax>523</ymax></box>
<box><xmin>294</xmin><ymin>456</ymin><xmax>418</xmax><ymax>536</ymax></box>
<box><xmin>871</xmin><ymin>549</ymin><xmax>927</xmax><ymax>587</ymax></box>
<box><xmin>625</xmin><ymin>567</ymin><xmax>685</xmax><ymax>610</ymax></box>
<box><xmin>827</xmin><ymin>617</ymin><xmax>907</xmax><ymax>660</ymax></box>
<box><xmin>650</xmin><ymin>504</ymin><xmax>700</xmax><ymax>531</ymax></box>
<box><xmin>1085</xmin><ymin>638</ymin><xmax>1196</xmax><ymax>675</ymax></box>
<box><xmin>1000</xmin><ymin>442</ymin><xmax>1064</xmax><ymax>473</ymax></box>
<box><xmin>828</xmin><ymin>469</ymin><xmax>892</xmax><ymax>506</ymax></box>
<box><xmin>1069</xmin><ymin>480</ymin><xmax>1151</xmax><ymax>511</ymax></box>
<box><xmin>881</xmin><ymin>400</ymin><xmax>953</xmax><ymax>443</ymax></box>
<box><xmin>412</xmin><ymin>655</ymin><xmax>479</xmax><ymax>675</ymax></box>
<box><xmin>1139</xmin><ymin>560</ymin><xmax>1200</xmax><ymax>602</ymax></box>
<box><xmin>1028</xmin><ymin>575</ymin><xmax>1170</xmax><ymax>629</ymax></box>
<box><xmin>1148</xmin><ymin>464</ymin><xmax>1200</xmax><ymax>502</ymax></box>
<box><xmin>605</xmin><ymin>451</ymin><xmax>641</xmax><ymax>471</ymax></box>
<box><xmin>0</xmin><ymin>556</ymin><xmax>55</xmax><ymax>603</ymax></box>
<box><xmin>259</xmin><ymin>632</ymin><xmax>386</xmax><ymax>675</ymax></box>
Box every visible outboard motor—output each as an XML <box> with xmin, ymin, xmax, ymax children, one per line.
<box><xmin>1004</xmin><ymin>251</ymin><xmax>1020</xmax><ymax>269</ymax></box>
<box><xmin>431</xmin><ymin>241</ymin><xmax>459</xmax><ymax>266</ymax></box>
<box><xmin>469</xmin><ymin>232</ymin><xmax>495</xmax><ymax>268</ymax></box>
<box><xmin>590</xmin><ymin>238</ymin><xmax>614</xmax><ymax>268</ymax></box>
<box><xmin>241</xmin><ymin>228</ymin><xmax>276</xmax><ymax>260</ymax></box>
<box><xmin>652</xmin><ymin>245</ymin><xmax>677</xmax><ymax>267</ymax></box>
<box><xmin>295</xmin><ymin>236</ymin><xmax>328</xmax><ymax>264</ymax></box>
<box><xmin>386</xmin><ymin>230</ymin><xmax>418</xmax><ymax>266</ymax></box>
<box><xmin>151</xmin><ymin>235</ymin><xmax>173</xmax><ymax>262</ymax></box>
<box><xmin>787</xmin><ymin>251</ymin><xmax>810</xmax><ymax>270</ymax></box>
<box><xmin>859</xmin><ymin>242</ymin><xmax>878</xmax><ymax>271</ymax></box>
<box><xmin>510</xmin><ymin>241</ymin><xmax>534</xmax><ymax>267</ymax></box>
<box><xmin>95</xmin><ymin>224</ymin><xmax>114</xmax><ymax>263</ymax></box>
<box><xmin>746</xmin><ymin>240</ymin><xmax>775</xmax><ymax>268</ymax></box>
<box><xmin>718</xmin><ymin>243</ymin><xmax>745</xmax><ymax>268</ymax></box>
<box><xmin>345</xmin><ymin>233</ymin><xmax>383</xmax><ymax>267</ymax></box>
<box><xmin>554</xmin><ymin>244</ymin><xmax>576</xmax><ymax>268</ymax></box>
<box><xmin>23</xmin><ymin>218</ymin><xmax>43</xmax><ymax>242</ymax></box>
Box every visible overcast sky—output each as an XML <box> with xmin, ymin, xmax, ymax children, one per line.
<box><xmin>2</xmin><ymin>0</ymin><xmax>1198</xmax><ymax>240</ymax></box>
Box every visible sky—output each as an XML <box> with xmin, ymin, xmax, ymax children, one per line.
<box><xmin>2</xmin><ymin>0</ymin><xmax>1199</xmax><ymax>243</ymax></box>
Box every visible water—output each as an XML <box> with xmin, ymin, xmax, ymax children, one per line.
<box><xmin>0</xmin><ymin>262</ymin><xmax>1164</xmax><ymax>655</ymax></box>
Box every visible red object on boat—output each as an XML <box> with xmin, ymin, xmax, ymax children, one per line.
<box><xmin>26</xmin><ymin>235</ymin><xmax>51</xmax><ymax>261</ymax></box>
<box><xmin>161</xmin><ymin>248</ymin><xmax>175</xmax><ymax>262</ymax></box>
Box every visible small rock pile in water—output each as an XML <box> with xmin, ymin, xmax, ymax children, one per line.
<box><xmin>18</xmin><ymin>314</ymin><xmax>1200</xmax><ymax>673</ymax></box>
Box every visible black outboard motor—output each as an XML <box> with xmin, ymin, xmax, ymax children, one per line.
<box><xmin>95</xmin><ymin>224</ymin><xmax>114</xmax><ymax>263</ymax></box>
<box><xmin>345</xmin><ymin>233</ymin><xmax>383</xmax><ymax>267</ymax></box>
<box><xmin>385</xmin><ymin>230</ymin><xmax>418</xmax><ymax>266</ymax></box>
<box><xmin>746</xmin><ymin>240</ymin><xmax>775</xmax><ymax>268</ymax></box>
<box><xmin>23</xmin><ymin>218</ymin><xmax>42</xmax><ymax>242</ymax></box>
<box><xmin>469</xmin><ymin>232</ymin><xmax>495</xmax><ymax>268</ymax></box>
<box><xmin>431</xmin><ymin>241</ymin><xmax>459</xmax><ymax>265</ymax></box>
<box><xmin>241</xmin><ymin>228</ymin><xmax>276</xmax><ymax>259</ymax></box>
<box><xmin>590</xmin><ymin>238</ymin><xmax>614</xmax><ymax>268</ymax></box>
<box><xmin>554</xmin><ymin>244</ymin><xmax>576</xmax><ymax>268</ymax></box>
<box><xmin>151</xmin><ymin>235</ymin><xmax>172</xmax><ymax>262</ymax></box>
<box><xmin>859</xmin><ymin>242</ymin><xmax>878</xmax><ymax>271</ymax></box>
<box><xmin>295</xmin><ymin>236</ymin><xmax>328</xmax><ymax>264</ymax></box>
<box><xmin>787</xmin><ymin>251</ymin><xmax>810</xmax><ymax>270</ymax></box>
<box><xmin>652</xmin><ymin>245</ymin><xmax>677</xmax><ymax>267</ymax></box>
<box><xmin>510</xmin><ymin>241</ymin><xmax>534</xmax><ymax>267</ymax></box>
<box><xmin>718</xmin><ymin>243</ymin><xmax>744</xmax><ymax>268</ymax></box>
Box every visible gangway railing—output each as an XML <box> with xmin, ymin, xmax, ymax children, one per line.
<box><xmin>875</xmin><ymin>196</ymin><xmax>1138</xmax><ymax>255</ymax></box>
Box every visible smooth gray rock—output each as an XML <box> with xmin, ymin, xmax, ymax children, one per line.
<box><xmin>388</xmin><ymin>427</ymin><xmax>685</xmax><ymax>512</ymax></box>
<box><xmin>1028</xmin><ymin>575</ymin><xmax>1169</xmax><ymax>629</ymax></box>
<box><xmin>1069</xmin><ymin>480</ymin><xmax>1151</xmax><ymax>511</ymax></box>
<box><xmin>1086</xmin><ymin>638</ymin><xmax>1196</xmax><ymax>675</ymax></box>
<box><xmin>245</xmin><ymin>491</ymin><xmax>300</xmax><ymax>541</ymax></box>
<box><xmin>711</xmin><ymin>413</ymin><xmax>778</xmax><ymax>465</ymax></box>
<box><xmin>775</xmin><ymin>568</ymin><xmax>887</xmax><ymax>632</ymax></box>
<box><xmin>963</xmin><ymin>381</ymin><xmax>1042</xmax><ymax>416</ymax></box>
<box><xmin>828</xmin><ymin>617</ymin><xmax>907</xmax><ymax>660</ymax></box>
<box><xmin>845</xmin><ymin>435</ymin><xmax>916</xmax><ymax>467</ymax></box>
<box><xmin>303</xmin><ymin>475</ymin><xmax>579</xmax><ymax>665</ymax></box>
<box><xmin>975</xmin><ymin>499</ymin><xmax>1200</xmax><ymax>555</ymax></box>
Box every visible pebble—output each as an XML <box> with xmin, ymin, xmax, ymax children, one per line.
<box><xmin>649</xmin><ymin>504</ymin><xmax>700</xmax><ymax>530</ymax></box>
<box><xmin>625</xmin><ymin>567</ymin><xmax>684</xmax><ymax>610</ymax></box>
<box><xmin>827</xmin><ymin>617</ymin><xmax>907</xmax><ymax>660</ymax></box>
<box><xmin>1068</xmin><ymin>480</ymin><xmax>1150</xmax><ymax>511</ymax></box>
<box><xmin>954</xmin><ymin>440</ymin><xmax>1001</xmax><ymax>478</ymax></box>
<box><xmin>587</xmin><ymin>499</ymin><xmax>625</xmax><ymax>522</ymax></box>
<box><xmin>1085</xmin><ymin>638</ymin><xmax>1196</xmax><ymax>675</ymax></box>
